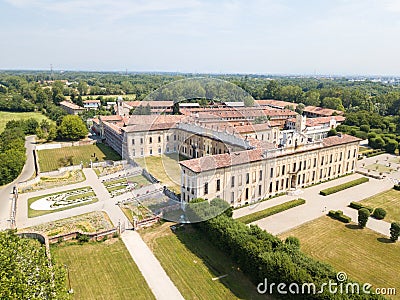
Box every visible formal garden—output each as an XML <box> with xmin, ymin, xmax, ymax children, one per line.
<box><xmin>23</xmin><ymin>211</ymin><xmax>114</xmax><ymax>237</ymax></box>
<box><xmin>102</xmin><ymin>174</ymin><xmax>152</xmax><ymax>197</ymax></box>
<box><xmin>28</xmin><ymin>186</ymin><xmax>98</xmax><ymax>217</ymax></box>
<box><xmin>358</xmin><ymin>154</ymin><xmax>400</xmax><ymax>176</ymax></box>
<box><xmin>19</xmin><ymin>170</ymin><xmax>86</xmax><ymax>193</ymax></box>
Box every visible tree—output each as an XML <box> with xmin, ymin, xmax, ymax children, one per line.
<box><xmin>304</xmin><ymin>90</ymin><xmax>320</xmax><ymax>106</ymax></box>
<box><xmin>372</xmin><ymin>208</ymin><xmax>386</xmax><ymax>220</ymax></box>
<box><xmin>321</xmin><ymin>97</ymin><xmax>344</xmax><ymax>111</ymax></box>
<box><xmin>0</xmin><ymin>230</ymin><xmax>67</xmax><ymax>299</ymax></box>
<box><xmin>327</xmin><ymin>128</ymin><xmax>337</xmax><ymax>137</ymax></box>
<box><xmin>390</xmin><ymin>222</ymin><xmax>400</xmax><ymax>242</ymax></box>
<box><xmin>360</xmin><ymin>124</ymin><xmax>370</xmax><ymax>132</ymax></box>
<box><xmin>295</xmin><ymin>103</ymin><xmax>305</xmax><ymax>115</ymax></box>
<box><xmin>358</xmin><ymin>208</ymin><xmax>370</xmax><ymax>228</ymax></box>
<box><xmin>385</xmin><ymin>139</ymin><xmax>398</xmax><ymax>154</ymax></box>
<box><xmin>285</xmin><ymin>236</ymin><xmax>300</xmax><ymax>249</ymax></box>
<box><xmin>77</xmin><ymin>80</ymin><xmax>89</xmax><ymax>95</ymax></box>
<box><xmin>58</xmin><ymin>115</ymin><xmax>88</xmax><ymax>141</ymax></box>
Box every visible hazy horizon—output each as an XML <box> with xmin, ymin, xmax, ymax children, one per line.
<box><xmin>1</xmin><ymin>0</ymin><xmax>400</xmax><ymax>76</ymax></box>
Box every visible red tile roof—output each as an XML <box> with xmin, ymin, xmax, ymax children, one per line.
<box><xmin>180</xmin><ymin>134</ymin><xmax>360</xmax><ymax>172</ymax></box>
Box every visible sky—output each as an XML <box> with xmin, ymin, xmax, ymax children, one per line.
<box><xmin>1</xmin><ymin>0</ymin><xmax>400</xmax><ymax>75</ymax></box>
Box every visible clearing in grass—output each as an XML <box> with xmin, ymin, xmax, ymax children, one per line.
<box><xmin>279</xmin><ymin>216</ymin><xmax>400</xmax><ymax>298</ymax></box>
<box><xmin>38</xmin><ymin>143</ymin><xmax>121</xmax><ymax>172</ymax></box>
<box><xmin>360</xmin><ymin>188</ymin><xmax>400</xmax><ymax>223</ymax></box>
<box><xmin>51</xmin><ymin>239</ymin><xmax>154</xmax><ymax>300</ymax></box>
<box><xmin>140</xmin><ymin>222</ymin><xmax>271</xmax><ymax>300</ymax></box>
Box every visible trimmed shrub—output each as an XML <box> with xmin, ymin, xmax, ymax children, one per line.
<box><xmin>372</xmin><ymin>208</ymin><xmax>386</xmax><ymax>220</ymax></box>
<box><xmin>390</xmin><ymin>222</ymin><xmax>400</xmax><ymax>242</ymax></box>
<box><xmin>320</xmin><ymin>178</ymin><xmax>369</xmax><ymax>196</ymax></box>
<box><xmin>358</xmin><ymin>208</ymin><xmax>370</xmax><ymax>228</ymax></box>
<box><xmin>328</xmin><ymin>210</ymin><xmax>352</xmax><ymax>223</ymax></box>
<box><xmin>237</xmin><ymin>199</ymin><xmax>306</xmax><ymax>224</ymax></box>
<box><xmin>349</xmin><ymin>202</ymin><xmax>374</xmax><ymax>213</ymax></box>
<box><xmin>394</xmin><ymin>184</ymin><xmax>400</xmax><ymax>191</ymax></box>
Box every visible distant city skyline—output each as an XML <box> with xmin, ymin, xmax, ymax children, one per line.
<box><xmin>1</xmin><ymin>0</ymin><xmax>400</xmax><ymax>75</ymax></box>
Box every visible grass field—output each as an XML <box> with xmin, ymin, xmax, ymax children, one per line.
<box><xmin>140</xmin><ymin>222</ymin><xmax>271</xmax><ymax>300</ymax></box>
<box><xmin>51</xmin><ymin>239</ymin><xmax>154</xmax><ymax>300</ymax></box>
<box><xmin>0</xmin><ymin>111</ymin><xmax>51</xmax><ymax>133</ymax></box>
<box><xmin>38</xmin><ymin>143</ymin><xmax>121</xmax><ymax>172</ymax></box>
<box><xmin>279</xmin><ymin>216</ymin><xmax>400</xmax><ymax>298</ymax></box>
<box><xmin>360</xmin><ymin>189</ymin><xmax>400</xmax><ymax>223</ymax></box>
<box><xmin>134</xmin><ymin>154</ymin><xmax>185</xmax><ymax>194</ymax></box>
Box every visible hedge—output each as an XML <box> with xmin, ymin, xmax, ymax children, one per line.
<box><xmin>186</xmin><ymin>199</ymin><xmax>383</xmax><ymax>299</ymax></box>
<box><xmin>320</xmin><ymin>177</ymin><xmax>369</xmax><ymax>196</ymax></box>
<box><xmin>237</xmin><ymin>199</ymin><xmax>306</xmax><ymax>224</ymax></box>
<box><xmin>328</xmin><ymin>210</ymin><xmax>352</xmax><ymax>223</ymax></box>
<box><xmin>349</xmin><ymin>202</ymin><xmax>374</xmax><ymax>213</ymax></box>
<box><xmin>365</xmin><ymin>150</ymin><xmax>385</xmax><ymax>158</ymax></box>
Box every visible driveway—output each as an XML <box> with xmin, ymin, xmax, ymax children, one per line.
<box><xmin>0</xmin><ymin>135</ymin><xmax>36</xmax><ymax>229</ymax></box>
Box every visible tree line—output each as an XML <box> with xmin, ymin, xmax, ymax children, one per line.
<box><xmin>185</xmin><ymin>198</ymin><xmax>384</xmax><ymax>299</ymax></box>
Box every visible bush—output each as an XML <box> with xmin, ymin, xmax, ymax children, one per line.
<box><xmin>285</xmin><ymin>236</ymin><xmax>300</xmax><ymax>248</ymax></box>
<box><xmin>77</xmin><ymin>233</ymin><xmax>90</xmax><ymax>243</ymax></box>
<box><xmin>237</xmin><ymin>199</ymin><xmax>306</xmax><ymax>224</ymax></box>
<box><xmin>390</xmin><ymin>222</ymin><xmax>400</xmax><ymax>242</ymax></box>
<box><xmin>320</xmin><ymin>178</ymin><xmax>369</xmax><ymax>196</ymax></box>
<box><xmin>349</xmin><ymin>202</ymin><xmax>374</xmax><ymax>213</ymax></box>
<box><xmin>358</xmin><ymin>208</ymin><xmax>370</xmax><ymax>228</ymax></box>
<box><xmin>394</xmin><ymin>184</ymin><xmax>400</xmax><ymax>191</ymax></box>
<box><xmin>328</xmin><ymin>210</ymin><xmax>352</xmax><ymax>223</ymax></box>
<box><xmin>372</xmin><ymin>208</ymin><xmax>387</xmax><ymax>220</ymax></box>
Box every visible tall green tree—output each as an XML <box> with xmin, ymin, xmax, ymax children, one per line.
<box><xmin>358</xmin><ymin>208</ymin><xmax>370</xmax><ymax>228</ymax></box>
<box><xmin>58</xmin><ymin>115</ymin><xmax>88</xmax><ymax>141</ymax></box>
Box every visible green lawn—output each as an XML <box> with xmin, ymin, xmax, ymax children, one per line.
<box><xmin>365</xmin><ymin>163</ymin><xmax>393</xmax><ymax>173</ymax></box>
<box><xmin>38</xmin><ymin>143</ymin><xmax>121</xmax><ymax>172</ymax></box>
<box><xmin>28</xmin><ymin>187</ymin><xmax>98</xmax><ymax>218</ymax></box>
<box><xmin>0</xmin><ymin>111</ymin><xmax>51</xmax><ymax>133</ymax></box>
<box><xmin>280</xmin><ymin>216</ymin><xmax>400</xmax><ymax>298</ymax></box>
<box><xmin>360</xmin><ymin>189</ymin><xmax>400</xmax><ymax>223</ymax></box>
<box><xmin>51</xmin><ymin>239</ymin><xmax>154</xmax><ymax>300</ymax></box>
<box><xmin>134</xmin><ymin>154</ymin><xmax>185</xmax><ymax>194</ymax></box>
<box><xmin>140</xmin><ymin>222</ymin><xmax>270</xmax><ymax>300</ymax></box>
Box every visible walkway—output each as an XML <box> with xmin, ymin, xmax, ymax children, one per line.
<box><xmin>234</xmin><ymin>173</ymin><xmax>394</xmax><ymax>236</ymax></box>
<box><xmin>122</xmin><ymin>231</ymin><xmax>184</xmax><ymax>300</ymax></box>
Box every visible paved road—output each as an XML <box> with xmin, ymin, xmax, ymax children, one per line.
<box><xmin>234</xmin><ymin>173</ymin><xmax>394</xmax><ymax>236</ymax></box>
<box><xmin>0</xmin><ymin>135</ymin><xmax>36</xmax><ymax>229</ymax></box>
